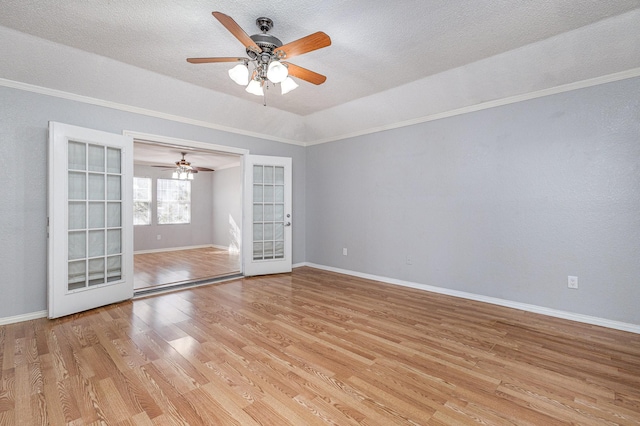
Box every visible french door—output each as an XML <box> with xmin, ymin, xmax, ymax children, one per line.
<box><xmin>48</xmin><ymin>122</ymin><xmax>133</xmax><ymax>318</ymax></box>
<box><xmin>243</xmin><ymin>155</ymin><xmax>292</xmax><ymax>276</ymax></box>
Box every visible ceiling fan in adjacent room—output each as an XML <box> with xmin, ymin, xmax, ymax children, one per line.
<box><xmin>152</xmin><ymin>152</ymin><xmax>214</xmax><ymax>180</ymax></box>
<box><xmin>187</xmin><ymin>11</ymin><xmax>331</xmax><ymax>98</ymax></box>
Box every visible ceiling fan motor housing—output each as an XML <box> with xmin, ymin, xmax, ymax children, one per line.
<box><xmin>247</xmin><ymin>33</ymin><xmax>282</xmax><ymax>58</ymax></box>
<box><xmin>246</xmin><ymin>16</ymin><xmax>283</xmax><ymax>62</ymax></box>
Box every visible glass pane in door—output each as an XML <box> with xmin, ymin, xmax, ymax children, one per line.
<box><xmin>107</xmin><ymin>256</ymin><xmax>122</xmax><ymax>282</ymax></box>
<box><xmin>88</xmin><ymin>202</ymin><xmax>105</xmax><ymax>228</ymax></box>
<box><xmin>68</xmin><ymin>141</ymin><xmax>86</xmax><ymax>170</ymax></box>
<box><xmin>69</xmin><ymin>202</ymin><xmax>86</xmax><ymax>230</ymax></box>
<box><xmin>88</xmin><ymin>144</ymin><xmax>105</xmax><ymax>172</ymax></box>
<box><xmin>252</xmin><ymin>165</ymin><xmax>286</xmax><ymax>260</ymax></box>
<box><xmin>88</xmin><ymin>258</ymin><xmax>106</xmax><ymax>286</ymax></box>
<box><xmin>68</xmin><ymin>260</ymin><xmax>86</xmax><ymax>291</ymax></box>
<box><xmin>66</xmin><ymin>141</ymin><xmax>123</xmax><ymax>292</ymax></box>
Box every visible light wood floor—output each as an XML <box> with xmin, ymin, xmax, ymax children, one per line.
<box><xmin>2</xmin><ymin>267</ymin><xmax>640</xmax><ymax>425</ymax></box>
<box><xmin>134</xmin><ymin>247</ymin><xmax>240</xmax><ymax>290</ymax></box>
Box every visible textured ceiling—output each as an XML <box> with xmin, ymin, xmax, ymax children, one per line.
<box><xmin>1</xmin><ymin>0</ymin><xmax>639</xmax><ymax>117</ymax></box>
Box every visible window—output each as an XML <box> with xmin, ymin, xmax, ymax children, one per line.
<box><xmin>133</xmin><ymin>177</ymin><xmax>152</xmax><ymax>225</ymax></box>
<box><xmin>157</xmin><ymin>179</ymin><xmax>191</xmax><ymax>224</ymax></box>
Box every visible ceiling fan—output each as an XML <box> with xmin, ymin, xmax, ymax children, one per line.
<box><xmin>152</xmin><ymin>152</ymin><xmax>214</xmax><ymax>180</ymax></box>
<box><xmin>187</xmin><ymin>11</ymin><xmax>331</xmax><ymax>97</ymax></box>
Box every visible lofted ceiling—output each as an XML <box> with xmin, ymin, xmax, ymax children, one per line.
<box><xmin>0</xmin><ymin>0</ymin><xmax>640</xmax><ymax>142</ymax></box>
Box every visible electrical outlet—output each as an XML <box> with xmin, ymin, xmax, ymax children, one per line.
<box><xmin>342</xmin><ymin>248</ymin><xmax>348</xmax><ymax>256</ymax></box>
<box><xmin>157</xmin><ymin>234</ymin><xmax>161</xmax><ymax>240</ymax></box>
<box><xmin>406</xmin><ymin>255</ymin><xmax>412</xmax><ymax>265</ymax></box>
<box><xmin>568</xmin><ymin>276</ymin><xmax>578</xmax><ymax>289</ymax></box>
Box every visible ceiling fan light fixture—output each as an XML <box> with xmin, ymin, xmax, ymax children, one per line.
<box><xmin>281</xmin><ymin>76</ymin><xmax>299</xmax><ymax>95</ymax></box>
<box><xmin>228</xmin><ymin>62</ymin><xmax>249</xmax><ymax>85</ymax></box>
<box><xmin>187</xmin><ymin>13</ymin><xmax>331</xmax><ymax>102</ymax></box>
<box><xmin>267</xmin><ymin>60</ymin><xmax>288</xmax><ymax>83</ymax></box>
<box><xmin>173</xmin><ymin>168</ymin><xmax>192</xmax><ymax>180</ymax></box>
<box><xmin>246</xmin><ymin>79</ymin><xmax>264</xmax><ymax>96</ymax></box>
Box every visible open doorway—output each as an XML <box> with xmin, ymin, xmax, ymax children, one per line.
<box><xmin>131</xmin><ymin>137</ymin><xmax>245</xmax><ymax>291</ymax></box>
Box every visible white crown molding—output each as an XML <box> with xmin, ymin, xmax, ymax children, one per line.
<box><xmin>2</xmin><ymin>67</ymin><xmax>640</xmax><ymax>148</ymax></box>
<box><xmin>0</xmin><ymin>77</ymin><xmax>305</xmax><ymax>147</ymax></box>
<box><xmin>0</xmin><ymin>310</ymin><xmax>48</xmax><ymax>325</ymax></box>
<box><xmin>303</xmin><ymin>263</ymin><xmax>640</xmax><ymax>335</ymax></box>
<box><xmin>305</xmin><ymin>67</ymin><xmax>640</xmax><ymax>146</ymax></box>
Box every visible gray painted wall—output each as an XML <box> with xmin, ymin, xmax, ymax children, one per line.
<box><xmin>0</xmin><ymin>86</ymin><xmax>306</xmax><ymax>318</ymax></box>
<box><xmin>211</xmin><ymin>166</ymin><xmax>242</xmax><ymax>251</ymax></box>
<box><xmin>1</xmin><ymin>77</ymin><xmax>638</xmax><ymax>326</ymax></box>
<box><xmin>133</xmin><ymin>164</ymin><xmax>214</xmax><ymax>252</ymax></box>
<box><xmin>306</xmin><ymin>77</ymin><xmax>640</xmax><ymax>325</ymax></box>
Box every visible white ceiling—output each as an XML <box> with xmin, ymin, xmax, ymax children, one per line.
<box><xmin>133</xmin><ymin>141</ymin><xmax>241</xmax><ymax>170</ymax></box>
<box><xmin>1</xmin><ymin>1</ymin><xmax>639</xmax><ymax>148</ymax></box>
<box><xmin>1</xmin><ymin>0</ymin><xmax>639</xmax><ymax>119</ymax></box>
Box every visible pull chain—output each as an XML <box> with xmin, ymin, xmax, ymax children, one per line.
<box><xmin>263</xmin><ymin>82</ymin><xmax>268</xmax><ymax>106</ymax></box>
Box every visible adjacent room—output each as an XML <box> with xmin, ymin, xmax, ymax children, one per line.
<box><xmin>1</xmin><ymin>1</ymin><xmax>639</xmax><ymax>424</ymax></box>
<box><xmin>132</xmin><ymin>141</ymin><xmax>242</xmax><ymax>291</ymax></box>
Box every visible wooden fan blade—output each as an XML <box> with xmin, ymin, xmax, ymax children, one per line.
<box><xmin>187</xmin><ymin>57</ymin><xmax>246</xmax><ymax>64</ymax></box>
<box><xmin>274</xmin><ymin>32</ymin><xmax>331</xmax><ymax>60</ymax></box>
<box><xmin>192</xmin><ymin>166</ymin><xmax>215</xmax><ymax>172</ymax></box>
<box><xmin>284</xmin><ymin>63</ymin><xmax>327</xmax><ymax>85</ymax></box>
<box><xmin>212</xmin><ymin>11</ymin><xmax>262</xmax><ymax>54</ymax></box>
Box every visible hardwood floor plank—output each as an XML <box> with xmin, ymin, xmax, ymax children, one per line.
<box><xmin>2</xmin><ymin>267</ymin><xmax>640</xmax><ymax>424</ymax></box>
<box><xmin>37</xmin><ymin>353</ymin><xmax>66</xmax><ymax>424</ymax></box>
<box><xmin>96</xmin><ymin>377</ymin><xmax>134</xmax><ymax>422</ymax></box>
<box><xmin>0</xmin><ymin>326</ymin><xmax>14</xmax><ymax>372</ymax></box>
<box><xmin>186</xmin><ymin>386</ymin><xmax>247</xmax><ymax>425</ymax></box>
<box><xmin>0</xmin><ymin>411</ymin><xmax>13</xmax><ymax>426</ymax></box>
<box><xmin>137</xmin><ymin>362</ymin><xmax>203</xmax><ymax>425</ymax></box>
<box><xmin>242</xmin><ymin>399</ymin><xmax>294</xmax><ymax>425</ymax></box>
<box><xmin>72</xmin><ymin>375</ymin><xmax>108</xmax><ymax>424</ymax></box>
<box><xmin>0</xmin><ymin>367</ymin><xmax>15</xmax><ymax>420</ymax></box>
<box><xmin>89</xmin><ymin>333</ymin><xmax>163</xmax><ymax>419</ymax></box>
<box><xmin>13</xmin><ymin>364</ymin><xmax>29</xmax><ymax>423</ymax></box>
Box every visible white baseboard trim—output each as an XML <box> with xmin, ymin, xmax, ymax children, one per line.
<box><xmin>211</xmin><ymin>244</ymin><xmax>240</xmax><ymax>254</ymax></box>
<box><xmin>303</xmin><ymin>263</ymin><xmax>640</xmax><ymax>334</ymax></box>
<box><xmin>4</xmin><ymin>266</ymin><xmax>637</xmax><ymax>334</ymax></box>
<box><xmin>134</xmin><ymin>244</ymin><xmax>219</xmax><ymax>255</ymax></box>
<box><xmin>0</xmin><ymin>310</ymin><xmax>48</xmax><ymax>325</ymax></box>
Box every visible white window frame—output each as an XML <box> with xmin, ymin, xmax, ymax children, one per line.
<box><xmin>133</xmin><ymin>177</ymin><xmax>152</xmax><ymax>225</ymax></box>
<box><xmin>157</xmin><ymin>178</ymin><xmax>191</xmax><ymax>225</ymax></box>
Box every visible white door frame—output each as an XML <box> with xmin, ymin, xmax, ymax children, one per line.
<box><xmin>123</xmin><ymin>131</ymin><xmax>249</xmax><ymax>275</ymax></box>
